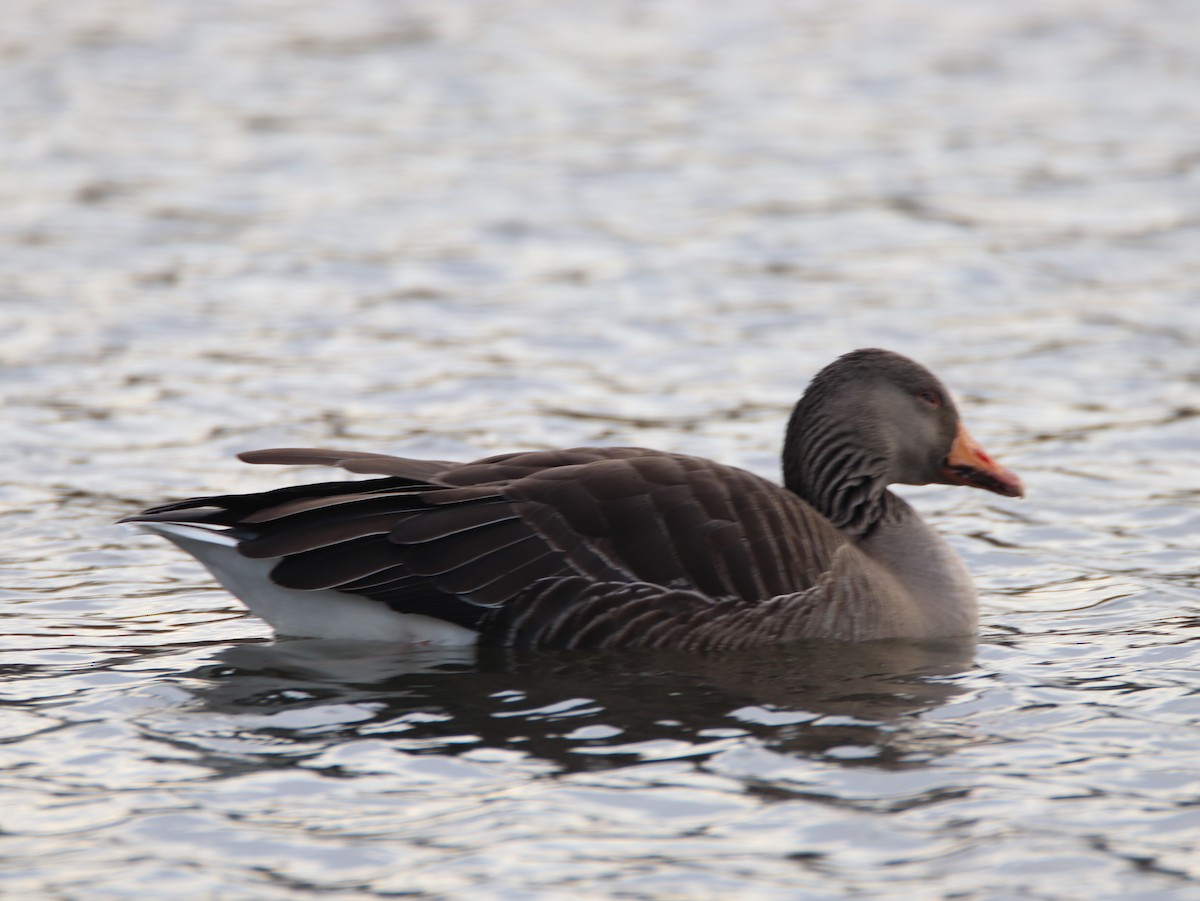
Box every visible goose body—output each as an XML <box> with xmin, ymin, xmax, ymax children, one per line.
<box><xmin>124</xmin><ymin>349</ymin><xmax>1022</xmax><ymax>650</ymax></box>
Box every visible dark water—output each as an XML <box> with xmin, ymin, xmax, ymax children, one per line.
<box><xmin>3</xmin><ymin>1</ymin><xmax>1200</xmax><ymax>898</ymax></box>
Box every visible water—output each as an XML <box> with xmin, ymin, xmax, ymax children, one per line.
<box><xmin>3</xmin><ymin>1</ymin><xmax>1199</xmax><ymax>897</ymax></box>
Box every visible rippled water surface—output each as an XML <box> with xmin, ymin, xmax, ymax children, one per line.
<box><xmin>3</xmin><ymin>1</ymin><xmax>1200</xmax><ymax>898</ymax></box>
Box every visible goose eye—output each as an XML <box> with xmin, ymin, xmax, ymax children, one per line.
<box><xmin>917</xmin><ymin>391</ymin><xmax>941</xmax><ymax>409</ymax></box>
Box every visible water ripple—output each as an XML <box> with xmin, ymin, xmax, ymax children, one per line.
<box><xmin>4</xmin><ymin>0</ymin><xmax>1200</xmax><ymax>898</ymax></box>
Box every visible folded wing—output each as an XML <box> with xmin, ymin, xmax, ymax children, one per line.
<box><xmin>127</xmin><ymin>446</ymin><xmax>851</xmax><ymax>639</ymax></box>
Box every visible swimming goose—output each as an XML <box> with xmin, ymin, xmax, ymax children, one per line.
<box><xmin>123</xmin><ymin>349</ymin><xmax>1022</xmax><ymax>650</ymax></box>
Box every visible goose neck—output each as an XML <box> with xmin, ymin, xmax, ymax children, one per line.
<box><xmin>782</xmin><ymin>409</ymin><xmax>891</xmax><ymax>538</ymax></box>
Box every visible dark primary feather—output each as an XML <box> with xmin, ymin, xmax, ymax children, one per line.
<box><xmin>128</xmin><ymin>446</ymin><xmax>851</xmax><ymax>644</ymax></box>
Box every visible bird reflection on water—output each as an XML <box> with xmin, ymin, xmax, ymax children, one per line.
<box><xmin>173</xmin><ymin>638</ymin><xmax>978</xmax><ymax>775</ymax></box>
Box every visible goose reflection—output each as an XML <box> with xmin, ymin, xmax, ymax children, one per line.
<box><xmin>172</xmin><ymin>638</ymin><xmax>978</xmax><ymax>772</ymax></box>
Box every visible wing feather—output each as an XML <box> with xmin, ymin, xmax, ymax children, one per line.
<box><xmin>130</xmin><ymin>445</ymin><xmax>857</xmax><ymax>645</ymax></box>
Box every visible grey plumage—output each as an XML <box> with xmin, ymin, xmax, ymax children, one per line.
<box><xmin>123</xmin><ymin>349</ymin><xmax>1023</xmax><ymax>649</ymax></box>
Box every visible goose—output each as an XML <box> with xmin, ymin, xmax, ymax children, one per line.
<box><xmin>123</xmin><ymin>349</ymin><xmax>1023</xmax><ymax>651</ymax></box>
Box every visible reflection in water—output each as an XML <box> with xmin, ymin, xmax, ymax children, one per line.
<box><xmin>169</xmin><ymin>638</ymin><xmax>977</xmax><ymax>774</ymax></box>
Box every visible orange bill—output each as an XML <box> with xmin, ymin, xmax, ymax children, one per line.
<box><xmin>939</xmin><ymin>422</ymin><xmax>1024</xmax><ymax>498</ymax></box>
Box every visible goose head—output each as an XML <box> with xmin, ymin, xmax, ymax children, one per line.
<box><xmin>783</xmin><ymin>349</ymin><xmax>1022</xmax><ymax>530</ymax></box>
